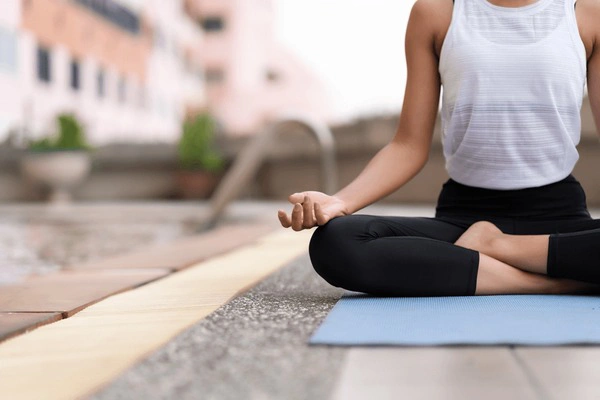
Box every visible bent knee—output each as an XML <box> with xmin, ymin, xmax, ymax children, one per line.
<box><xmin>309</xmin><ymin>221</ymin><xmax>342</xmax><ymax>287</ymax></box>
<box><xmin>309</xmin><ymin>217</ymin><xmax>368</xmax><ymax>289</ymax></box>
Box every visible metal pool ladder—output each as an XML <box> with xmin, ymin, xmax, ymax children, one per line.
<box><xmin>201</xmin><ymin>113</ymin><xmax>337</xmax><ymax>230</ymax></box>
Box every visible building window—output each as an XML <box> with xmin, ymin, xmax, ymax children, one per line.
<box><xmin>118</xmin><ymin>76</ymin><xmax>126</xmax><ymax>103</ymax></box>
<box><xmin>70</xmin><ymin>59</ymin><xmax>81</xmax><ymax>90</ymax></box>
<box><xmin>205</xmin><ymin>68</ymin><xmax>224</xmax><ymax>84</ymax></box>
<box><xmin>0</xmin><ymin>28</ymin><xmax>17</xmax><ymax>73</ymax></box>
<box><xmin>265</xmin><ymin>69</ymin><xmax>281</xmax><ymax>83</ymax></box>
<box><xmin>37</xmin><ymin>46</ymin><xmax>51</xmax><ymax>83</ymax></box>
<box><xmin>201</xmin><ymin>17</ymin><xmax>225</xmax><ymax>32</ymax></box>
<box><xmin>97</xmin><ymin>69</ymin><xmax>105</xmax><ymax>98</ymax></box>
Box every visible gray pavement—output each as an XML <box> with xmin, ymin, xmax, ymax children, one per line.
<box><xmin>93</xmin><ymin>254</ymin><xmax>346</xmax><ymax>400</ymax></box>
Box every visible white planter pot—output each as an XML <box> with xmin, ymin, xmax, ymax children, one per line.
<box><xmin>21</xmin><ymin>151</ymin><xmax>91</xmax><ymax>203</ymax></box>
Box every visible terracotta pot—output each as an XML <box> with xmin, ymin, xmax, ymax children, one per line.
<box><xmin>174</xmin><ymin>170</ymin><xmax>220</xmax><ymax>199</ymax></box>
<box><xmin>21</xmin><ymin>151</ymin><xmax>91</xmax><ymax>203</ymax></box>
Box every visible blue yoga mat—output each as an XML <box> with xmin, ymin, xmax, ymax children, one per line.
<box><xmin>310</xmin><ymin>294</ymin><xmax>600</xmax><ymax>346</ymax></box>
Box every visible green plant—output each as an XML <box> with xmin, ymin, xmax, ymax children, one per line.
<box><xmin>28</xmin><ymin>113</ymin><xmax>91</xmax><ymax>151</ymax></box>
<box><xmin>177</xmin><ymin>113</ymin><xmax>224</xmax><ymax>172</ymax></box>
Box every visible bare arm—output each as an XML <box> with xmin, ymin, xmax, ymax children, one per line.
<box><xmin>334</xmin><ymin>0</ymin><xmax>443</xmax><ymax>214</ymax></box>
<box><xmin>278</xmin><ymin>0</ymin><xmax>446</xmax><ymax>230</ymax></box>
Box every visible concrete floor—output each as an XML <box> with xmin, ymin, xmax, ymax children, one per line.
<box><xmin>0</xmin><ymin>201</ymin><xmax>283</xmax><ymax>285</ymax></box>
<box><xmin>3</xmin><ymin>202</ymin><xmax>600</xmax><ymax>399</ymax></box>
<box><xmin>93</xmin><ymin>254</ymin><xmax>346</xmax><ymax>400</ymax></box>
<box><xmin>92</xmin><ymin>204</ymin><xmax>600</xmax><ymax>400</ymax></box>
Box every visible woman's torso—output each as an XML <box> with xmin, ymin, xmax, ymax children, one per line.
<box><xmin>436</xmin><ymin>0</ymin><xmax>589</xmax><ymax>189</ymax></box>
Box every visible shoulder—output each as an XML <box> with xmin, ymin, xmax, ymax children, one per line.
<box><xmin>409</xmin><ymin>0</ymin><xmax>453</xmax><ymax>38</ymax></box>
<box><xmin>409</xmin><ymin>0</ymin><xmax>453</xmax><ymax>56</ymax></box>
<box><xmin>410</xmin><ymin>0</ymin><xmax>453</xmax><ymax>23</ymax></box>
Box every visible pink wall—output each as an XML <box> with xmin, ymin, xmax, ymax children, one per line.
<box><xmin>196</xmin><ymin>0</ymin><xmax>333</xmax><ymax>135</ymax></box>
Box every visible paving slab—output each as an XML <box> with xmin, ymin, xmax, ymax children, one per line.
<box><xmin>0</xmin><ymin>269</ymin><xmax>169</xmax><ymax>317</ymax></box>
<box><xmin>514</xmin><ymin>347</ymin><xmax>600</xmax><ymax>400</ymax></box>
<box><xmin>332</xmin><ymin>348</ymin><xmax>539</xmax><ymax>400</ymax></box>
<box><xmin>70</xmin><ymin>223</ymin><xmax>275</xmax><ymax>271</ymax></box>
<box><xmin>0</xmin><ymin>313</ymin><xmax>62</xmax><ymax>341</ymax></box>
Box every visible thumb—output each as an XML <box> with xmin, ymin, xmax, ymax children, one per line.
<box><xmin>288</xmin><ymin>192</ymin><xmax>306</xmax><ymax>204</ymax></box>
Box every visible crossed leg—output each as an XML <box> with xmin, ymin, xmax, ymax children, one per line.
<box><xmin>308</xmin><ymin>215</ymin><xmax>597</xmax><ymax>296</ymax></box>
<box><xmin>456</xmin><ymin>222</ymin><xmax>550</xmax><ymax>274</ymax></box>
<box><xmin>471</xmin><ymin>252</ymin><xmax>595</xmax><ymax>295</ymax></box>
<box><xmin>456</xmin><ymin>221</ymin><xmax>600</xmax><ymax>294</ymax></box>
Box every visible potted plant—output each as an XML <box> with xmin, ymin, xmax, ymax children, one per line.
<box><xmin>21</xmin><ymin>113</ymin><xmax>92</xmax><ymax>203</ymax></box>
<box><xmin>175</xmin><ymin>112</ymin><xmax>224</xmax><ymax>199</ymax></box>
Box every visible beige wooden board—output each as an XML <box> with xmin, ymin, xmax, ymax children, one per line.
<box><xmin>0</xmin><ymin>229</ymin><xmax>312</xmax><ymax>400</ymax></box>
<box><xmin>0</xmin><ymin>313</ymin><xmax>62</xmax><ymax>342</ymax></box>
<box><xmin>333</xmin><ymin>348</ymin><xmax>539</xmax><ymax>400</ymax></box>
<box><xmin>515</xmin><ymin>347</ymin><xmax>600</xmax><ymax>400</ymax></box>
<box><xmin>0</xmin><ymin>269</ymin><xmax>170</xmax><ymax>317</ymax></box>
<box><xmin>70</xmin><ymin>223</ymin><xmax>275</xmax><ymax>270</ymax></box>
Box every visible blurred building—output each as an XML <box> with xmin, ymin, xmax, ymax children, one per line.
<box><xmin>189</xmin><ymin>0</ymin><xmax>333</xmax><ymax>135</ymax></box>
<box><xmin>0</xmin><ymin>1</ymin><xmax>21</xmax><ymax>141</ymax></box>
<box><xmin>0</xmin><ymin>0</ymin><xmax>205</xmax><ymax>144</ymax></box>
<box><xmin>0</xmin><ymin>0</ymin><xmax>333</xmax><ymax>144</ymax></box>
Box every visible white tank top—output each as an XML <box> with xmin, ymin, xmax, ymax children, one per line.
<box><xmin>439</xmin><ymin>0</ymin><xmax>587</xmax><ymax>190</ymax></box>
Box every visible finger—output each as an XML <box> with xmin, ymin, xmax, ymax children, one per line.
<box><xmin>314</xmin><ymin>202</ymin><xmax>329</xmax><ymax>225</ymax></box>
<box><xmin>288</xmin><ymin>192</ymin><xmax>306</xmax><ymax>205</ymax></box>
<box><xmin>291</xmin><ymin>203</ymin><xmax>304</xmax><ymax>231</ymax></box>
<box><xmin>277</xmin><ymin>210</ymin><xmax>291</xmax><ymax>228</ymax></box>
<box><xmin>302</xmin><ymin>195</ymin><xmax>315</xmax><ymax>227</ymax></box>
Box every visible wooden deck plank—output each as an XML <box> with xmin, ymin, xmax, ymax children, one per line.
<box><xmin>0</xmin><ymin>269</ymin><xmax>170</xmax><ymax>317</ymax></box>
<box><xmin>333</xmin><ymin>348</ymin><xmax>539</xmax><ymax>400</ymax></box>
<box><xmin>0</xmin><ymin>313</ymin><xmax>62</xmax><ymax>342</ymax></box>
<box><xmin>0</xmin><ymin>229</ymin><xmax>311</xmax><ymax>400</ymax></box>
<box><xmin>70</xmin><ymin>223</ymin><xmax>275</xmax><ymax>271</ymax></box>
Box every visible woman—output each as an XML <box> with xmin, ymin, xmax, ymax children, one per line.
<box><xmin>278</xmin><ymin>0</ymin><xmax>600</xmax><ymax>296</ymax></box>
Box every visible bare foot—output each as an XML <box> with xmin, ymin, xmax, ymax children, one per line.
<box><xmin>455</xmin><ymin>221</ymin><xmax>503</xmax><ymax>254</ymax></box>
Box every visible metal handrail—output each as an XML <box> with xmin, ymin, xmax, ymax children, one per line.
<box><xmin>201</xmin><ymin>113</ymin><xmax>337</xmax><ymax>230</ymax></box>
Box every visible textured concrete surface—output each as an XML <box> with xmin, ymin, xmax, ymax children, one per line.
<box><xmin>0</xmin><ymin>201</ymin><xmax>282</xmax><ymax>286</ymax></box>
<box><xmin>0</xmin><ymin>204</ymin><xmax>201</xmax><ymax>285</ymax></box>
<box><xmin>93</xmin><ymin>254</ymin><xmax>346</xmax><ymax>400</ymax></box>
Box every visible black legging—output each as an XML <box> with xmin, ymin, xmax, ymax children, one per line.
<box><xmin>308</xmin><ymin>175</ymin><xmax>600</xmax><ymax>296</ymax></box>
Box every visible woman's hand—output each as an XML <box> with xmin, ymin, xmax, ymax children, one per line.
<box><xmin>277</xmin><ymin>191</ymin><xmax>349</xmax><ymax>231</ymax></box>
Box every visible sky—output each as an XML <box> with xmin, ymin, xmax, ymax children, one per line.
<box><xmin>120</xmin><ymin>0</ymin><xmax>416</xmax><ymax>122</ymax></box>
<box><xmin>274</xmin><ymin>1</ymin><xmax>416</xmax><ymax>122</ymax></box>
